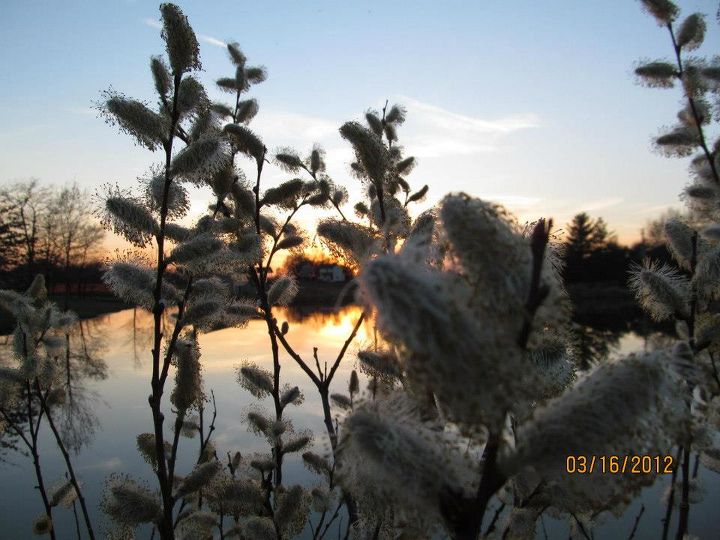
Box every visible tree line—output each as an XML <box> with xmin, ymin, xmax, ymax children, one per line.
<box><xmin>0</xmin><ymin>180</ymin><xmax>104</xmax><ymax>298</ymax></box>
<box><xmin>562</xmin><ymin>210</ymin><xmax>679</xmax><ymax>284</ymax></box>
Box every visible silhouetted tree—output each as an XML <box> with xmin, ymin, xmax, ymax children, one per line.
<box><xmin>0</xmin><ymin>181</ymin><xmax>103</xmax><ymax>292</ymax></box>
<box><xmin>564</xmin><ymin>213</ymin><xmax>622</xmax><ymax>282</ymax></box>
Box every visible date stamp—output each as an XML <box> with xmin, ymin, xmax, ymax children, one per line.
<box><xmin>565</xmin><ymin>455</ymin><xmax>674</xmax><ymax>474</ymax></box>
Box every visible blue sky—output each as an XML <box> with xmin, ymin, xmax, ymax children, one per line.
<box><xmin>1</xmin><ymin>0</ymin><xmax>719</xmax><ymax>244</ymax></box>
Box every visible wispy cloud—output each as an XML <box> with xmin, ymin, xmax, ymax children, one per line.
<box><xmin>199</xmin><ymin>34</ymin><xmax>227</xmax><ymax>48</ymax></box>
<box><xmin>67</xmin><ymin>106</ymin><xmax>96</xmax><ymax>116</ymax></box>
<box><xmin>141</xmin><ymin>17</ymin><xmax>162</xmax><ymax>30</ymax></box>
<box><xmin>402</xmin><ymin>96</ymin><xmax>540</xmax><ymax>134</ymax></box>
<box><xmin>578</xmin><ymin>196</ymin><xmax>624</xmax><ymax>212</ymax></box>
<box><xmin>396</xmin><ymin>96</ymin><xmax>540</xmax><ymax>158</ymax></box>
<box><xmin>477</xmin><ymin>193</ymin><xmax>542</xmax><ymax>208</ymax></box>
<box><xmin>252</xmin><ymin>110</ymin><xmax>339</xmax><ymax>144</ymax></box>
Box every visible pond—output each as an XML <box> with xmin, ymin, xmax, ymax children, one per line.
<box><xmin>0</xmin><ymin>306</ymin><xmax>718</xmax><ymax>539</ymax></box>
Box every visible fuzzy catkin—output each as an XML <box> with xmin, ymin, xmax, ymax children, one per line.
<box><xmin>639</xmin><ymin>0</ymin><xmax>679</xmax><ymax>25</ymax></box>
<box><xmin>170</xmin><ymin>336</ymin><xmax>202</xmax><ymax>411</ymax></box>
<box><xmin>317</xmin><ymin>219</ymin><xmax>377</xmax><ymax>265</ymax></box>
<box><xmin>694</xmin><ymin>245</ymin><xmax>720</xmax><ymax>303</ymax></box>
<box><xmin>275</xmin><ymin>485</ymin><xmax>309</xmax><ymax>537</ymax></box>
<box><xmin>102</xmin><ymin>261</ymin><xmax>156</xmax><ymax>309</ymax></box>
<box><xmin>171</xmin><ymin>135</ymin><xmax>229</xmax><ymax>183</ymax></box>
<box><xmin>359</xmin><ymin>255</ymin><xmax>530</xmax><ymax>427</ymax></box>
<box><xmin>101</xmin><ymin>474</ymin><xmax>161</xmax><ymax>526</ymax></box>
<box><xmin>103</xmin><ymin>96</ymin><xmax>166</xmax><ymax>151</ymax></box>
<box><xmin>664</xmin><ymin>218</ymin><xmax>697</xmax><ymax>270</ymax></box>
<box><xmin>635</xmin><ymin>61</ymin><xmax>678</xmax><ymax>88</ymax></box>
<box><xmin>677</xmin><ymin>13</ymin><xmax>706</xmax><ymax>51</ymax></box>
<box><xmin>358</xmin><ymin>350</ymin><xmax>402</xmax><ymax>382</ymax></box>
<box><xmin>49</xmin><ymin>481</ymin><xmax>78</xmax><ymax>508</ymax></box>
<box><xmin>440</xmin><ymin>193</ymin><xmax>531</xmax><ymax>317</ymax></box>
<box><xmin>506</xmin><ymin>351</ymin><xmax>690</xmax><ymax>477</ymax></box>
<box><xmin>175</xmin><ymin>460</ymin><xmax>222</xmax><ymax>497</ymax></box>
<box><xmin>337</xmin><ymin>394</ymin><xmax>470</xmax><ymax>519</ymax></box>
<box><xmin>238</xmin><ymin>363</ymin><xmax>274</xmax><ymax>398</ymax></box>
<box><xmin>628</xmin><ymin>260</ymin><xmax>689</xmax><ymax>321</ymax></box>
<box><xmin>159</xmin><ymin>3</ymin><xmax>201</xmax><ymax>74</ymax></box>
<box><xmin>103</xmin><ymin>196</ymin><xmax>158</xmax><ymax>247</ymax></box>
<box><xmin>339</xmin><ymin>121</ymin><xmax>389</xmax><ymax>186</ymax></box>
<box><xmin>267</xmin><ymin>276</ymin><xmax>298</xmax><ymax>306</ymax></box>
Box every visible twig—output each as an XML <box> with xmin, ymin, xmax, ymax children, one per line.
<box><xmin>325</xmin><ymin>313</ymin><xmax>365</xmax><ymax>384</ymax></box>
<box><xmin>675</xmin><ymin>444</ymin><xmax>691</xmax><ymax>540</ymax></box>
<box><xmin>484</xmin><ymin>502</ymin><xmax>506</xmax><ymax>536</ymax></box>
<box><xmin>709</xmin><ymin>352</ymin><xmax>720</xmax><ymax>390</ymax></box>
<box><xmin>35</xmin><ymin>379</ymin><xmax>96</xmax><ymax>540</ymax></box>
<box><xmin>662</xmin><ymin>446</ymin><xmax>683</xmax><ymax>540</ymax></box>
<box><xmin>571</xmin><ymin>512</ymin><xmax>592</xmax><ymax>540</ymax></box>
<box><xmin>627</xmin><ymin>504</ymin><xmax>645</xmax><ymax>540</ymax></box>
<box><xmin>24</xmin><ymin>380</ymin><xmax>56</xmax><ymax>540</ymax></box>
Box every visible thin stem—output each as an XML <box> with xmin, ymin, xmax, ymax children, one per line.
<box><xmin>172</xmin><ymin>392</ymin><xmax>219</xmax><ymax>529</ymax></box>
<box><xmin>484</xmin><ymin>502</ymin><xmax>506</xmax><ymax>537</ymax></box>
<box><xmin>662</xmin><ymin>446</ymin><xmax>683</xmax><ymax>540</ymax></box>
<box><xmin>159</xmin><ymin>277</ymin><xmax>194</xmax><ymax>390</ymax></box>
<box><xmin>708</xmin><ymin>352</ymin><xmax>720</xmax><ymax>389</ymax></box>
<box><xmin>35</xmin><ymin>379</ymin><xmax>96</xmax><ymax>540</ymax></box>
<box><xmin>149</xmin><ymin>70</ymin><xmax>183</xmax><ymax>540</ymax></box>
<box><xmin>628</xmin><ymin>504</ymin><xmax>645</xmax><ymax>540</ymax></box>
<box><xmin>675</xmin><ymin>444</ymin><xmax>691</xmax><ymax>540</ymax></box>
<box><xmin>325</xmin><ymin>313</ymin><xmax>365</xmax><ymax>384</ymax></box>
<box><xmin>571</xmin><ymin>512</ymin><xmax>592</xmax><ymax>540</ymax></box>
<box><xmin>167</xmin><ymin>409</ymin><xmax>186</xmax><ymax>493</ymax></box>
<box><xmin>25</xmin><ymin>380</ymin><xmax>56</xmax><ymax>540</ymax></box>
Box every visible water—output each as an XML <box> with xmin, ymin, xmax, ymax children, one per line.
<box><xmin>0</xmin><ymin>307</ymin><xmax>718</xmax><ymax>539</ymax></box>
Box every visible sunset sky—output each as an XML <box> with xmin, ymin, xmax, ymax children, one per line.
<box><xmin>2</xmin><ymin>0</ymin><xmax>719</xmax><ymax>246</ymax></box>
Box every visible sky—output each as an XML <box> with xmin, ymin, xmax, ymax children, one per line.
<box><xmin>1</xmin><ymin>0</ymin><xmax>719</xmax><ymax>247</ymax></box>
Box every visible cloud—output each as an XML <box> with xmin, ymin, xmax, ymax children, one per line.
<box><xmin>141</xmin><ymin>17</ymin><xmax>162</xmax><ymax>30</ymax></box>
<box><xmin>396</xmin><ymin>96</ymin><xmax>540</xmax><ymax>158</ymax></box>
<box><xmin>401</xmin><ymin>96</ymin><xmax>540</xmax><ymax>134</ymax></box>
<box><xmin>200</xmin><ymin>34</ymin><xmax>227</xmax><ymax>48</ymax></box>
<box><xmin>578</xmin><ymin>197</ymin><xmax>624</xmax><ymax>212</ymax></box>
<box><xmin>67</xmin><ymin>106</ymin><xmax>96</xmax><ymax>116</ymax></box>
<box><xmin>252</xmin><ymin>110</ymin><xmax>339</xmax><ymax>144</ymax></box>
<box><xmin>477</xmin><ymin>193</ymin><xmax>542</xmax><ymax>208</ymax></box>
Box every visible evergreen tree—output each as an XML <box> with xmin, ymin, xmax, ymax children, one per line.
<box><xmin>565</xmin><ymin>212</ymin><xmax>595</xmax><ymax>263</ymax></box>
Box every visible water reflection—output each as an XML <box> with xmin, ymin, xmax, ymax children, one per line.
<box><xmin>57</xmin><ymin>320</ymin><xmax>109</xmax><ymax>454</ymax></box>
<box><xmin>0</xmin><ymin>319</ymin><xmax>109</xmax><ymax>459</ymax></box>
<box><xmin>0</xmin><ymin>306</ymin><xmax>717</xmax><ymax>539</ymax></box>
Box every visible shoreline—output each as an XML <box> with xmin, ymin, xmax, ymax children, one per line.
<box><xmin>0</xmin><ymin>281</ymin><xmax>659</xmax><ymax>334</ymax></box>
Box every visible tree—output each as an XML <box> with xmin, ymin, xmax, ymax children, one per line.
<box><xmin>564</xmin><ymin>212</ymin><xmax>618</xmax><ymax>282</ymax></box>
<box><xmin>0</xmin><ymin>179</ymin><xmax>48</xmax><ymax>276</ymax></box>
<box><xmin>51</xmin><ymin>183</ymin><xmax>105</xmax><ymax>307</ymax></box>
<box><xmin>0</xmin><ymin>180</ymin><xmax>104</xmax><ymax>292</ymax></box>
<box><xmin>590</xmin><ymin>216</ymin><xmax>616</xmax><ymax>250</ymax></box>
<box><xmin>565</xmin><ymin>212</ymin><xmax>594</xmax><ymax>261</ymax></box>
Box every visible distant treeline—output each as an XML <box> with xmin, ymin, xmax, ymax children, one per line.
<box><xmin>0</xmin><ymin>178</ymin><xmax>677</xmax><ymax>296</ymax></box>
<box><xmin>0</xmin><ymin>180</ymin><xmax>105</xmax><ymax>297</ymax></box>
<box><xmin>562</xmin><ymin>210</ymin><xmax>677</xmax><ymax>284</ymax></box>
